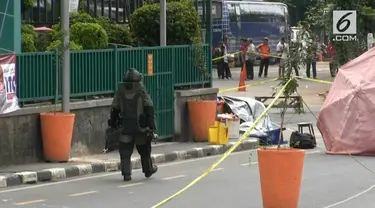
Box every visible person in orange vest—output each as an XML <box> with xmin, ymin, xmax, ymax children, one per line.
<box><xmin>257</xmin><ymin>37</ymin><xmax>270</xmax><ymax>78</ymax></box>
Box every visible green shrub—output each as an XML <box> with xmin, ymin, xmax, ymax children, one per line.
<box><xmin>46</xmin><ymin>40</ymin><xmax>83</xmax><ymax>51</ymax></box>
<box><xmin>70</xmin><ymin>12</ymin><xmax>96</xmax><ymax>25</ymax></box>
<box><xmin>35</xmin><ymin>33</ymin><xmax>51</xmax><ymax>52</ymax></box>
<box><xmin>130</xmin><ymin>0</ymin><xmax>200</xmax><ymax>46</ymax></box>
<box><xmin>21</xmin><ymin>24</ymin><xmax>38</xmax><ymax>52</ymax></box>
<box><xmin>96</xmin><ymin>17</ymin><xmax>132</xmax><ymax>45</ymax></box>
<box><xmin>21</xmin><ymin>33</ymin><xmax>37</xmax><ymax>52</ymax></box>
<box><xmin>107</xmin><ymin>24</ymin><xmax>132</xmax><ymax>46</ymax></box>
<box><xmin>70</xmin><ymin>23</ymin><xmax>108</xmax><ymax>49</ymax></box>
<box><xmin>21</xmin><ymin>24</ymin><xmax>36</xmax><ymax>37</ymax></box>
<box><xmin>47</xmin><ymin>12</ymin><xmax>131</xmax><ymax>50</ymax></box>
<box><xmin>48</xmin><ymin>12</ymin><xmax>96</xmax><ymax>42</ymax></box>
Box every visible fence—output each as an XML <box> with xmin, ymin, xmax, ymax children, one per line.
<box><xmin>16</xmin><ymin>44</ymin><xmax>212</xmax><ymax>138</ymax></box>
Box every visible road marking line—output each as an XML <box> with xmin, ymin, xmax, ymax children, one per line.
<box><xmin>69</xmin><ymin>191</ymin><xmax>97</xmax><ymax>197</ymax></box>
<box><xmin>13</xmin><ymin>199</ymin><xmax>46</xmax><ymax>206</ymax></box>
<box><xmin>162</xmin><ymin>175</ymin><xmax>186</xmax><ymax>181</ymax></box>
<box><xmin>0</xmin><ymin>150</ymin><xmax>249</xmax><ymax>194</ymax></box>
<box><xmin>322</xmin><ymin>183</ymin><xmax>375</xmax><ymax>208</ymax></box>
<box><xmin>240</xmin><ymin>162</ymin><xmax>258</xmax><ymax>166</ymax></box>
<box><xmin>211</xmin><ymin>168</ymin><xmax>224</xmax><ymax>172</ymax></box>
<box><xmin>307</xmin><ymin>150</ymin><xmax>321</xmax><ymax>154</ymax></box>
<box><xmin>118</xmin><ymin>182</ymin><xmax>144</xmax><ymax>188</ymax></box>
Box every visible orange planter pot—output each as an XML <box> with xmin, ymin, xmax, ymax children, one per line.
<box><xmin>187</xmin><ymin>100</ymin><xmax>217</xmax><ymax>142</ymax></box>
<box><xmin>257</xmin><ymin>148</ymin><xmax>305</xmax><ymax>208</ymax></box>
<box><xmin>40</xmin><ymin>112</ymin><xmax>75</xmax><ymax>162</ymax></box>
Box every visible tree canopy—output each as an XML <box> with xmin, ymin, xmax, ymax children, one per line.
<box><xmin>268</xmin><ymin>0</ymin><xmax>375</xmax><ymax>64</ymax></box>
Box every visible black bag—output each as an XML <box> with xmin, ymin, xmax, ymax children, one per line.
<box><xmin>289</xmin><ymin>131</ymin><xmax>316</xmax><ymax>149</ymax></box>
<box><xmin>102</xmin><ymin>127</ymin><xmax>121</xmax><ymax>153</ymax></box>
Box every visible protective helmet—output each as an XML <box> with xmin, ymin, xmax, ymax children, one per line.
<box><xmin>123</xmin><ymin>68</ymin><xmax>142</xmax><ymax>82</ymax></box>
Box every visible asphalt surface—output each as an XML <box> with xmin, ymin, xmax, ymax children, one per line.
<box><xmin>1</xmin><ymin>147</ymin><xmax>375</xmax><ymax>208</ymax></box>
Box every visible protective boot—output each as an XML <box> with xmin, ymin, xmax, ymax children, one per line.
<box><xmin>120</xmin><ymin>156</ymin><xmax>133</xmax><ymax>181</ymax></box>
<box><xmin>141</xmin><ymin>156</ymin><xmax>157</xmax><ymax>178</ymax></box>
<box><xmin>145</xmin><ymin>165</ymin><xmax>158</xmax><ymax>178</ymax></box>
<box><xmin>123</xmin><ymin>175</ymin><xmax>132</xmax><ymax>181</ymax></box>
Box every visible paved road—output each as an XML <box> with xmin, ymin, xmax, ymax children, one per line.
<box><xmin>1</xmin><ymin>148</ymin><xmax>375</xmax><ymax>208</ymax></box>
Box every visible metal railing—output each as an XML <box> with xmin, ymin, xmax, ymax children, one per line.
<box><xmin>16</xmin><ymin>44</ymin><xmax>211</xmax><ymax>138</ymax></box>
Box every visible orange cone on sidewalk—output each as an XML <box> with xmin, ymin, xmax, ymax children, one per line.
<box><xmin>238</xmin><ymin>64</ymin><xmax>247</xmax><ymax>91</ymax></box>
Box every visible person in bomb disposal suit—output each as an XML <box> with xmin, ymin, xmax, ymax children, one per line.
<box><xmin>108</xmin><ymin>68</ymin><xmax>158</xmax><ymax>181</ymax></box>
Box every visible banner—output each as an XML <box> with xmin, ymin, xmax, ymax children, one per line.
<box><xmin>0</xmin><ymin>54</ymin><xmax>19</xmax><ymax>114</ymax></box>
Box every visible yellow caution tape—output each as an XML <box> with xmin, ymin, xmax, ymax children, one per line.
<box><xmin>296</xmin><ymin>76</ymin><xmax>333</xmax><ymax>84</ymax></box>
<box><xmin>212</xmin><ymin>51</ymin><xmax>242</xmax><ymax>62</ymax></box>
<box><xmin>151</xmin><ymin>78</ymin><xmax>293</xmax><ymax>208</ymax></box>
<box><xmin>212</xmin><ymin>50</ymin><xmax>282</xmax><ymax>62</ymax></box>
<box><xmin>218</xmin><ymin>78</ymin><xmax>278</xmax><ymax>93</ymax></box>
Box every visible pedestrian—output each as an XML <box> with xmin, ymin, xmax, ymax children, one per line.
<box><xmin>246</xmin><ymin>38</ymin><xmax>256</xmax><ymax>80</ymax></box>
<box><xmin>257</xmin><ymin>37</ymin><xmax>270</xmax><ymax>78</ymax></box>
<box><xmin>240</xmin><ymin>38</ymin><xmax>247</xmax><ymax>66</ymax></box>
<box><xmin>289</xmin><ymin>42</ymin><xmax>301</xmax><ymax>76</ymax></box>
<box><xmin>220</xmin><ymin>36</ymin><xmax>232</xmax><ymax>79</ymax></box>
<box><xmin>108</xmin><ymin>68</ymin><xmax>158</xmax><ymax>181</ymax></box>
<box><xmin>276</xmin><ymin>37</ymin><xmax>289</xmax><ymax>78</ymax></box>
<box><xmin>213</xmin><ymin>43</ymin><xmax>223</xmax><ymax>78</ymax></box>
<box><xmin>305</xmin><ymin>41</ymin><xmax>318</xmax><ymax>79</ymax></box>
<box><xmin>326</xmin><ymin>41</ymin><xmax>337</xmax><ymax>77</ymax></box>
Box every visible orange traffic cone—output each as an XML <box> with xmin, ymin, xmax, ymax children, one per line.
<box><xmin>238</xmin><ymin>64</ymin><xmax>247</xmax><ymax>91</ymax></box>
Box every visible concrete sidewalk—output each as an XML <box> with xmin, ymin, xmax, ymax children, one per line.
<box><xmin>0</xmin><ymin>139</ymin><xmax>257</xmax><ymax>188</ymax></box>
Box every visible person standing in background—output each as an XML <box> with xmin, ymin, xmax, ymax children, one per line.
<box><xmin>289</xmin><ymin>42</ymin><xmax>301</xmax><ymax>76</ymax></box>
<box><xmin>276</xmin><ymin>37</ymin><xmax>289</xmax><ymax>78</ymax></box>
<box><xmin>220</xmin><ymin>36</ymin><xmax>232</xmax><ymax>79</ymax></box>
<box><xmin>257</xmin><ymin>37</ymin><xmax>270</xmax><ymax>78</ymax></box>
<box><xmin>240</xmin><ymin>38</ymin><xmax>247</xmax><ymax>66</ymax></box>
<box><xmin>305</xmin><ymin>40</ymin><xmax>318</xmax><ymax>79</ymax></box>
<box><xmin>326</xmin><ymin>41</ymin><xmax>337</xmax><ymax>77</ymax></box>
<box><xmin>246</xmin><ymin>38</ymin><xmax>256</xmax><ymax>80</ymax></box>
<box><xmin>213</xmin><ymin>43</ymin><xmax>223</xmax><ymax>78</ymax></box>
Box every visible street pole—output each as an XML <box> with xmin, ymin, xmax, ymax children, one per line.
<box><xmin>205</xmin><ymin>0</ymin><xmax>212</xmax><ymax>45</ymax></box>
<box><xmin>61</xmin><ymin>0</ymin><xmax>70</xmax><ymax>112</ymax></box>
<box><xmin>160</xmin><ymin>0</ymin><xmax>167</xmax><ymax>46</ymax></box>
<box><xmin>205</xmin><ymin>0</ymin><xmax>213</xmax><ymax>86</ymax></box>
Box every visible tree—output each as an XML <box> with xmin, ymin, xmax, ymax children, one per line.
<box><xmin>266</xmin><ymin>0</ymin><xmax>319</xmax><ymax>25</ymax></box>
<box><xmin>324</xmin><ymin>0</ymin><xmax>374</xmax><ymax>64</ymax></box>
<box><xmin>292</xmin><ymin>0</ymin><xmax>375</xmax><ymax>65</ymax></box>
<box><xmin>22</xmin><ymin>0</ymin><xmax>35</xmax><ymax>11</ymax></box>
<box><xmin>130</xmin><ymin>0</ymin><xmax>201</xmax><ymax>46</ymax></box>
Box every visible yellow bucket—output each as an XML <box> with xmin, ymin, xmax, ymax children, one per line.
<box><xmin>208</xmin><ymin>121</ymin><xmax>229</xmax><ymax>145</ymax></box>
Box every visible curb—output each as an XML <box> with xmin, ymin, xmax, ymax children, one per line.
<box><xmin>0</xmin><ymin>140</ymin><xmax>257</xmax><ymax>188</ymax></box>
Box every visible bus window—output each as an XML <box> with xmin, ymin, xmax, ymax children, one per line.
<box><xmin>240</xmin><ymin>4</ymin><xmax>285</xmax><ymax>23</ymax></box>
